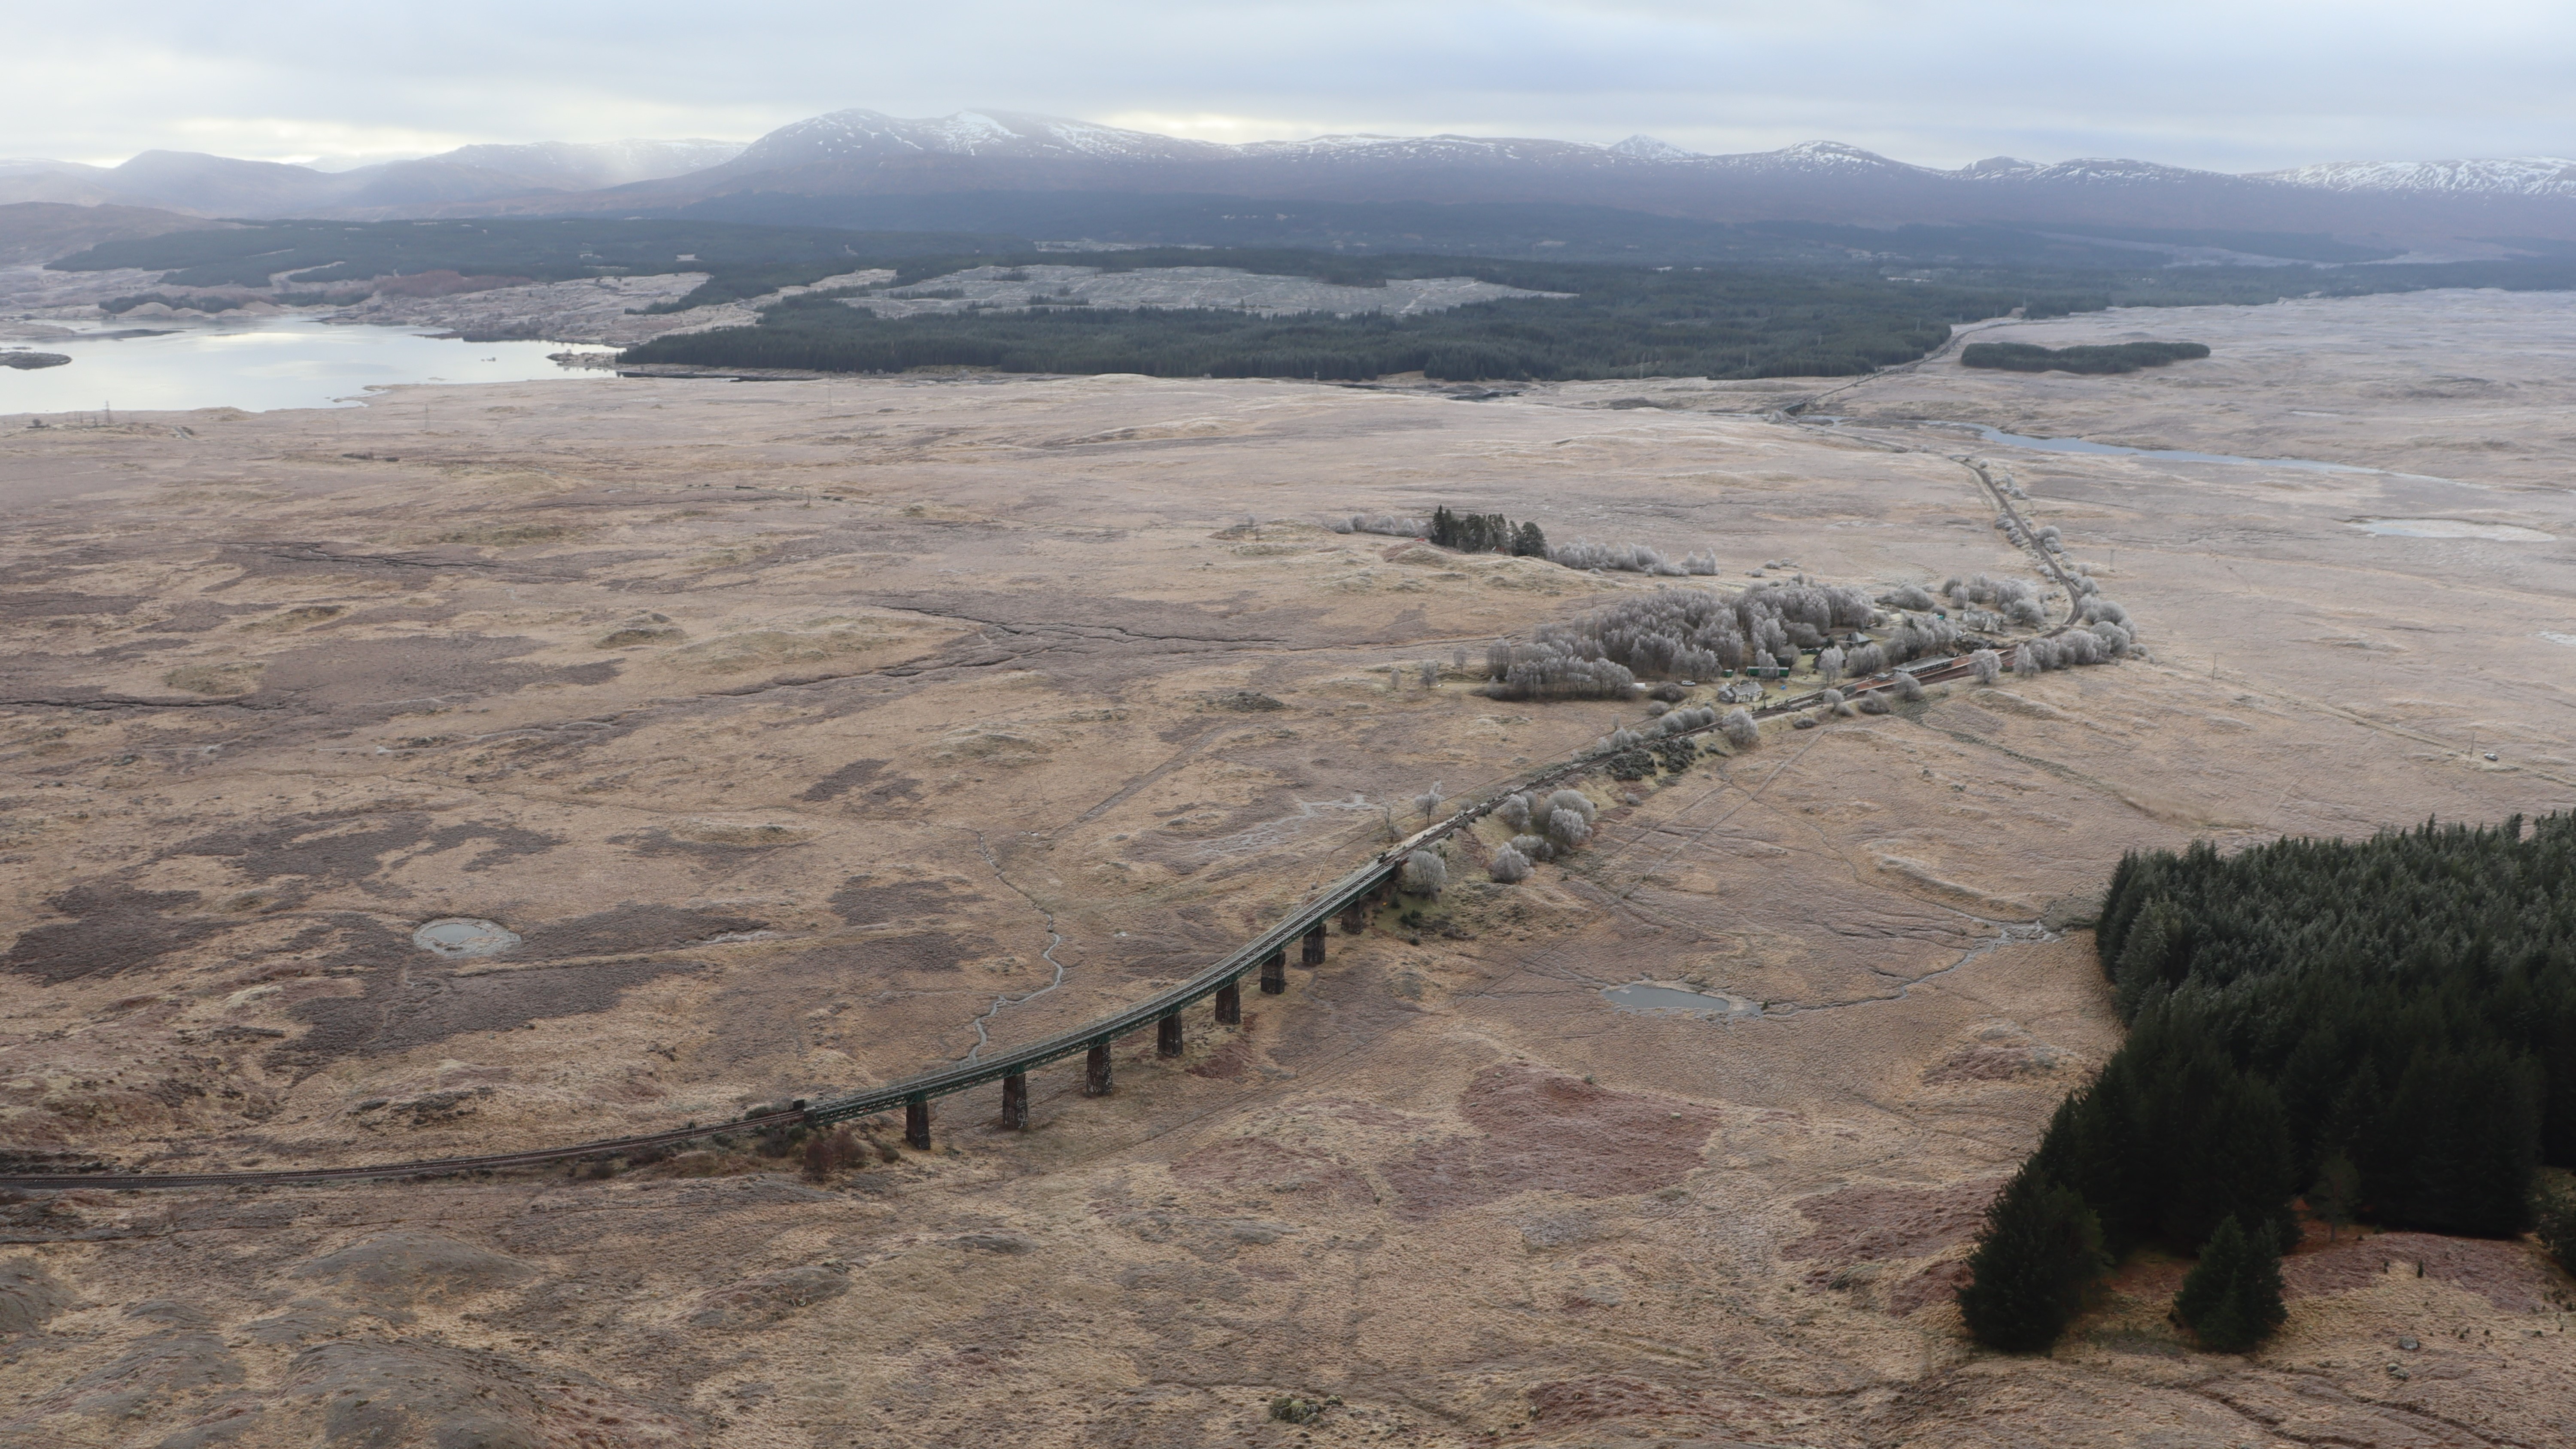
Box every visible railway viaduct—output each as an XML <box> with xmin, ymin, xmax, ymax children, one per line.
<box><xmin>0</xmin><ymin>648</ymin><xmax>2013</xmax><ymax>1192</ymax></box>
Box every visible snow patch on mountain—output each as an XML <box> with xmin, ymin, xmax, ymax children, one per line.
<box><xmin>1608</xmin><ymin>135</ymin><xmax>1697</xmax><ymax>161</ymax></box>
<box><xmin>2258</xmin><ymin>158</ymin><xmax>2576</xmax><ymax>197</ymax></box>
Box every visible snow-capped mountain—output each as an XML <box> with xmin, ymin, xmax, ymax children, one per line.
<box><xmin>11</xmin><ymin>107</ymin><xmax>2576</xmax><ymax>242</ymax></box>
<box><xmin>2256</xmin><ymin>157</ymin><xmax>2576</xmax><ymax>198</ymax></box>
<box><xmin>723</xmin><ymin>109</ymin><xmax>1221</xmax><ymax>171</ymax></box>
<box><xmin>1607</xmin><ymin>135</ymin><xmax>1699</xmax><ymax>161</ymax></box>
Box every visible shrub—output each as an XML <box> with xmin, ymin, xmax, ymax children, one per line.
<box><xmin>802</xmin><ymin>1128</ymin><xmax>861</xmax><ymax>1182</ymax></box>
<box><xmin>1549</xmin><ymin>812</ymin><xmax>1593</xmax><ymax>849</ymax></box>
<box><xmin>2173</xmin><ymin>1215</ymin><xmax>2286</xmax><ymax>1352</ymax></box>
<box><xmin>1509</xmin><ymin>832</ymin><xmax>1553</xmax><ymax>863</ymax></box>
<box><xmin>1400</xmin><ymin>849</ymin><xmax>1448</xmax><ymax>896</ymax></box>
<box><xmin>1488</xmin><ymin>844</ymin><xmax>1533</xmax><ymax>883</ymax></box>
<box><xmin>1956</xmin><ymin>1163</ymin><xmax>2107</xmax><ymax>1352</ymax></box>
<box><xmin>1893</xmin><ymin>671</ymin><xmax>1925</xmax><ymax>704</ymax></box>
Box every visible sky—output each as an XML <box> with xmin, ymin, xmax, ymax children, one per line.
<box><xmin>6</xmin><ymin>0</ymin><xmax>2570</xmax><ymax>173</ymax></box>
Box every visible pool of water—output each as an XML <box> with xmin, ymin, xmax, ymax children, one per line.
<box><xmin>413</xmin><ymin>918</ymin><xmax>522</xmax><ymax>959</ymax></box>
<box><xmin>2350</xmin><ymin>517</ymin><xmax>2555</xmax><ymax>541</ymax></box>
<box><xmin>1601</xmin><ymin>982</ymin><xmax>1761</xmax><ymax>1018</ymax></box>
<box><xmin>1933</xmin><ymin>421</ymin><xmax>2373</xmax><ymax>473</ymax></box>
<box><xmin>0</xmin><ymin>317</ymin><xmax>607</xmax><ymax>415</ymax></box>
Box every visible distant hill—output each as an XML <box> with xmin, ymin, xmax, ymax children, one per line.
<box><xmin>0</xmin><ymin>138</ymin><xmax>744</xmax><ymax>217</ymax></box>
<box><xmin>7</xmin><ymin>110</ymin><xmax>2575</xmax><ymax>246</ymax></box>
<box><xmin>516</xmin><ymin>111</ymin><xmax>2576</xmax><ymax>245</ymax></box>
<box><xmin>0</xmin><ymin>201</ymin><xmax>233</xmax><ymax>267</ymax></box>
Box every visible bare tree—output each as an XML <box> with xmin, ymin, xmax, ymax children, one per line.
<box><xmin>1401</xmin><ymin>850</ymin><xmax>1448</xmax><ymax>896</ymax></box>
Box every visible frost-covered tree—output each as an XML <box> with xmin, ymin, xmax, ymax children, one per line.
<box><xmin>1548</xmin><ymin>811</ymin><xmax>1593</xmax><ymax>849</ymax></box>
<box><xmin>1497</xmin><ymin>793</ymin><xmax>1531</xmax><ymax>830</ymax></box>
<box><xmin>1722</xmin><ymin>708</ymin><xmax>1759</xmax><ymax>747</ymax></box>
<box><xmin>1971</xmin><ymin>649</ymin><xmax>2002</xmax><ymax>685</ymax></box>
<box><xmin>1818</xmin><ymin>646</ymin><xmax>1845</xmax><ymax>686</ymax></box>
<box><xmin>1547</xmin><ymin>789</ymin><xmax>1597</xmax><ymax>826</ymax></box>
<box><xmin>1414</xmin><ymin>781</ymin><xmax>1445</xmax><ymax>816</ymax></box>
<box><xmin>1419</xmin><ymin>660</ymin><xmax>1440</xmax><ymax>688</ymax></box>
<box><xmin>1893</xmin><ymin>671</ymin><xmax>1926</xmax><ymax>704</ymax></box>
<box><xmin>1510</xmin><ymin>832</ymin><xmax>1554</xmax><ymax>863</ymax></box>
<box><xmin>1400</xmin><ymin>849</ymin><xmax>1447</xmax><ymax>896</ymax></box>
<box><xmin>1880</xmin><ymin>583</ymin><xmax>1939</xmax><ymax>611</ymax></box>
<box><xmin>1848</xmin><ymin>642</ymin><xmax>1887</xmax><ymax>677</ymax></box>
<box><xmin>1488</xmin><ymin>844</ymin><xmax>1532</xmax><ymax>884</ymax></box>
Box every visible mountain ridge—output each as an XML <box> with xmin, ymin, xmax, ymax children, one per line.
<box><xmin>7</xmin><ymin>110</ymin><xmax>2575</xmax><ymax>243</ymax></box>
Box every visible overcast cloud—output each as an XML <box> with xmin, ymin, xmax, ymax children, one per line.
<box><xmin>7</xmin><ymin>1</ymin><xmax>2570</xmax><ymax>172</ymax></box>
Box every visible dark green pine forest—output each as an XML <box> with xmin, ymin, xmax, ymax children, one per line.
<box><xmin>1961</xmin><ymin>813</ymin><xmax>2576</xmax><ymax>1352</ymax></box>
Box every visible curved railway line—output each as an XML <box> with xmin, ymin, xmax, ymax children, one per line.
<box><xmin>0</xmin><ymin>650</ymin><xmax>2020</xmax><ymax>1194</ymax></box>
<box><xmin>3</xmin><ymin>425</ymin><xmax>2086</xmax><ymax>1195</ymax></box>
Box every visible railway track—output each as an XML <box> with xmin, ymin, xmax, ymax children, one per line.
<box><xmin>0</xmin><ymin>652</ymin><xmax>2005</xmax><ymax>1194</ymax></box>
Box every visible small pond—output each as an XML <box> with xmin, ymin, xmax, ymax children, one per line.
<box><xmin>2349</xmin><ymin>517</ymin><xmax>2555</xmax><ymax>541</ymax></box>
<box><xmin>413</xmin><ymin>918</ymin><xmax>522</xmax><ymax>959</ymax></box>
<box><xmin>1601</xmin><ymin>982</ymin><xmax>1761</xmax><ymax>1018</ymax></box>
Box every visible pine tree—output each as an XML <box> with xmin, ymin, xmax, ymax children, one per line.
<box><xmin>1429</xmin><ymin>505</ymin><xmax>1457</xmax><ymax>548</ymax></box>
<box><xmin>2309</xmin><ymin>1152</ymin><xmax>2359</xmax><ymax>1242</ymax></box>
<box><xmin>1511</xmin><ymin>521</ymin><xmax>1548</xmax><ymax>557</ymax></box>
<box><xmin>1957</xmin><ymin>1166</ymin><xmax>2106</xmax><ymax>1352</ymax></box>
<box><xmin>2365</xmin><ymin>1045</ymin><xmax>2541</xmax><ymax>1236</ymax></box>
<box><xmin>2173</xmin><ymin>1215</ymin><xmax>2286</xmax><ymax>1352</ymax></box>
